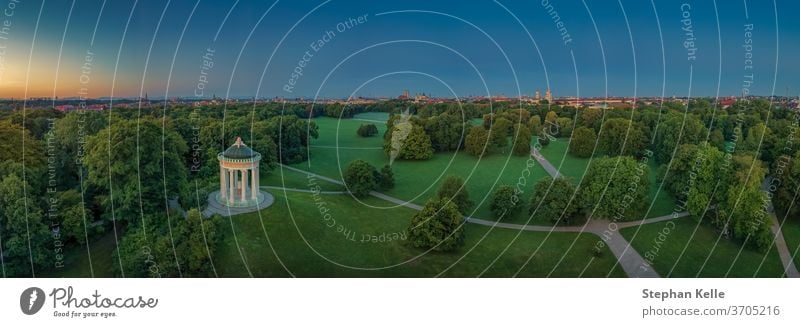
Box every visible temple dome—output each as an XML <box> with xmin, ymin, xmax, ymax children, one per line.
<box><xmin>221</xmin><ymin>136</ymin><xmax>259</xmax><ymax>159</ymax></box>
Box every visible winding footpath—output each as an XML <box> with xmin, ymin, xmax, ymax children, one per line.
<box><xmin>761</xmin><ymin>178</ymin><xmax>800</xmax><ymax>278</ymax></box>
<box><xmin>530</xmin><ymin>147</ymin><xmax>659</xmax><ymax>278</ymax></box>
<box><xmin>279</xmin><ymin>159</ymin><xmax>676</xmax><ymax>278</ymax></box>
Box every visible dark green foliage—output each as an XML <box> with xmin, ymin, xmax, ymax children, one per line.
<box><xmin>490</xmin><ymin>185</ymin><xmax>521</xmax><ymax>219</ymax></box>
<box><xmin>344</xmin><ymin>160</ymin><xmax>377</xmax><ymax>197</ymax></box>
<box><xmin>384</xmin><ymin>121</ymin><xmax>434</xmax><ymax>161</ymax></box>
<box><xmin>598</xmin><ymin>118</ymin><xmax>648</xmax><ymax>157</ymax></box>
<box><xmin>376</xmin><ymin>164</ymin><xmax>395</xmax><ymax>190</ymax></box>
<box><xmin>424</xmin><ymin>113</ymin><xmax>465</xmax><ymax>152</ymax></box>
<box><xmin>569</xmin><ymin>126</ymin><xmax>596</xmax><ymax>158</ymax></box>
<box><xmin>437</xmin><ymin>176</ymin><xmax>473</xmax><ymax>214</ymax></box>
<box><xmin>84</xmin><ymin>119</ymin><xmax>188</xmax><ymax>223</ymax></box>
<box><xmin>464</xmin><ymin>126</ymin><xmax>490</xmax><ymax>157</ymax></box>
<box><xmin>511</xmin><ymin>124</ymin><xmax>532</xmax><ymax>156</ymax></box>
<box><xmin>773</xmin><ymin>151</ymin><xmax>800</xmax><ymax>221</ymax></box>
<box><xmin>657</xmin><ymin>144</ymin><xmax>699</xmax><ymax>198</ymax></box>
<box><xmin>716</xmin><ymin>155</ymin><xmax>772</xmax><ymax>251</ymax></box>
<box><xmin>686</xmin><ymin>144</ymin><xmax>727</xmax><ymax>219</ymax></box>
<box><xmin>578</xmin><ymin>156</ymin><xmax>650</xmax><ymax>220</ymax></box>
<box><xmin>490</xmin><ymin>117</ymin><xmax>512</xmax><ymax>148</ymax></box>
<box><xmin>653</xmin><ymin>114</ymin><xmax>708</xmax><ymax>163</ymax></box>
<box><xmin>407</xmin><ymin>198</ymin><xmax>465</xmax><ymax>252</ymax></box>
<box><xmin>529</xmin><ymin>177</ymin><xmax>580</xmax><ymax>224</ymax></box>
<box><xmin>529</xmin><ymin>115</ymin><xmax>541</xmax><ymax>134</ymax></box>
<box><xmin>264</xmin><ymin>115</ymin><xmax>318</xmax><ymax>164</ymax></box>
<box><xmin>113</xmin><ymin>210</ymin><xmax>224</xmax><ymax>277</ymax></box>
<box><xmin>356</xmin><ymin>123</ymin><xmax>379</xmax><ymax>137</ymax></box>
<box><xmin>0</xmin><ymin>174</ymin><xmax>51</xmax><ymax>277</ymax></box>
<box><xmin>537</xmin><ymin>130</ymin><xmax>551</xmax><ymax>147</ymax></box>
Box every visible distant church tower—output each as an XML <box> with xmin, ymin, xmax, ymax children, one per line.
<box><xmin>535</xmin><ymin>88</ymin><xmax>541</xmax><ymax>100</ymax></box>
<box><xmin>545</xmin><ymin>89</ymin><xmax>552</xmax><ymax>102</ymax></box>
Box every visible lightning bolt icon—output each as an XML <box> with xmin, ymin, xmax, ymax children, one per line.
<box><xmin>28</xmin><ymin>289</ymin><xmax>38</xmax><ymax>310</ymax></box>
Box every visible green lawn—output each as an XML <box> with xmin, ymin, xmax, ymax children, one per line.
<box><xmin>215</xmin><ymin>191</ymin><xmax>625</xmax><ymax>277</ymax></box>
<box><xmin>620</xmin><ymin>218</ymin><xmax>785</xmax><ymax>277</ymax></box>
<box><xmin>265</xmin><ymin>163</ymin><xmax>345</xmax><ymax>192</ymax></box>
<box><xmin>291</xmin><ymin>115</ymin><xmax>551</xmax><ymax>223</ymax></box>
<box><xmin>538</xmin><ymin>138</ymin><xmax>677</xmax><ymax>219</ymax></box>
<box><xmin>780</xmin><ymin>218</ymin><xmax>800</xmax><ymax>269</ymax></box>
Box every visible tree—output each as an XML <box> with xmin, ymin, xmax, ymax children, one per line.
<box><xmin>490</xmin><ymin>185</ymin><xmax>521</xmax><ymax>219</ymax></box>
<box><xmin>653</xmin><ymin>114</ymin><xmax>707</xmax><ymax>163</ymax></box>
<box><xmin>578</xmin><ymin>107</ymin><xmax>603</xmax><ymax>130</ymax></box>
<box><xmin>0</xmin><ymin>174</ymin><xmax>51</xmax><ymax>277</ymax></box>
<box><xmin>569</xmin><ymin>127</ymin><xmax>596</xmax><ymax>158</ymax></box>
<box><xmin>686</xmin><ymin>144</ymin><xmax>726</xmax><ymax>219</ymax></box>
<box><xmin>376</xmin><ymin>164</ymin><xmax>395</xmax><ymax>190</ymax></box>
<box><xmin>716</xmin><ymin>154</ymin><xmax>772</xmax><ymax>251</ymax></box>
<box><xmin>774</xmin><ymin>151</ymin><xmax>800</xmax><ymax>220</ymax></box>
<box><xmin>578</xmin><ymin>156</ymin><xmax>650</xmax><ymax>220</ymax></box>
<box><xmin>113</xmin><ymin>209</ymin><xmax>225</xmax><ymax>277</ymax></box>
<box><xmin>537</xmin><ymin>130</ymin><xmax>551</xmax><ymax>147</ymax></box>
<box><xmin>511</xmin><ymin>123</ymin><xmax>532</xmax><ymax>156</ymax></box>
<box><xmin>84</xmin><ymin>119</ymin><xmax>188</xmax><ymax>223</ymax></box>
<box><xmin>545</xmin><ymin>110</ymin><xmax>558</xmax><ymax>125</ymax></box>
<box><xmin>53</xmin><ymin>110</ymin><xmax>107</xmax><ymax>189</ymax></box>
<box><xmin>0</xmin><ymin>121</ymin><xmax>45</xmax><ymax>193</ymax></box>
<box><xmin>57</xmin><ymin>189</ymin><xmax>101</xmax><ymax>246</ymax></box>
<box><xmin>742</xmin><ymin>123</ymin><xmax>776</xmax><ymax>163</ymax></box>
<box><xmin>407</xmin><ymin>197</ymin><xmax>465</xmax><ymax>251</ymax></box>
<box><xmin>264</xmin><ymin>115</ymin><xmax>318</xmax><ymax>164</ymax></box>
<box><xmin>529</xmin><ymin>115</ymin><xmax>542</xmax><ymax>134</ymax></box>
<box><xmin>172</xmin><ymin>209</ymin><xmax>222</xmax><ymax>276</ymax></box>
<box><xmin>464</xmin><ymin>126</ymin><xmax>490</xmax><ymax>157</ymax></box>
<box><xmin>490</xmin><ymin>117</ymin><xmax>512</xmax><ymax>149</ymax></box>
<box><xmin>709</xmin><ymin>129</ymin><xmax>726</xmax><ymax>150</ymax></box>
<box><xmin>555</xmin><ymin>117</ymin><xmax>573</xmax><ymax>136</ymax></box>
<box><xmin>384</xmin><ymin>123</ymin><xmax>433</xmax><ymax>161</ymax></box>
<box><xmin>598</xmin><ymin>118</ymin><xmax>648</xmax><ymax>157</ymax></box>
<box><xmin>344</xmin><ymin>160</ymin><xmax>377</xmax><ymax>197</ymax></box>
<box><xmin>543</xmin><ymin>111</ymin><xmax>560</xmax><ymax>138</ymax></box>
<box><xmin>529</xmin><ymin>176</ymin><xmax>580</xmax><ymax>224</ymax></box>
<box><xmin>424</xmin><ymin>113</ymin><xmax>464</xmax><ymax>152</ymax></box>
<box><xmin>437</xmin><ymin>176</ymin><xmax>472</xmax><ymax>214</ymax></box>
<box><xmin>356</xmin><ymin>123</ymin><xmax>379</xmax><ymax>137</ymax></box>
<box><xmin>658</xmin><ymin>144</ymin><xmax>699</xmax><ymax>198</ymax></box>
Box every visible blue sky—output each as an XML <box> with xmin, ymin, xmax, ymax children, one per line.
<box><xmin>1</xmin><ymin>0</ymin><xmax>797</xmax><ymax>98</ymax></box>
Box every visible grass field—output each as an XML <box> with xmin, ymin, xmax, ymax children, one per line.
<box><xmin>44</xmin><ymin>191</ymin><xmax>625</xmax><ymax>277</ymax></box>
<box><xmin>214</xmin><ymin>191</ymin><xmax>625</xmax><ymax>277</ymax></box>
<box><xmin>291</xmin><ymin>114</ymin><xmax>551</xmax><ymax>223</ymax></box>
<box><xmin>780</xmin><ymin>218</ymin><xmax>800</xmax><ymax>269</ymax></box>
<box><xmin>620</xmin><ymin>218</ymin><xmax>785</xmax><ymax>277</ymax></box>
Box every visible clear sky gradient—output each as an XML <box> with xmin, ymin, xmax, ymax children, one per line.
<box><xmin>0</xmin><ymin>0</ymin><xmax>796</xmax><ymax>99</ymax></box>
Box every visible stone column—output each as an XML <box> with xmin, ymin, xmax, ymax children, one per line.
<box><xmin>220</xmin><ymin>166</ymin><xmax>226</xmax><ymax>200</ymax></box>
<box><xmin>241</xmin><ymin>169</ymin><xmax>249</xmax><ymax>201</ymax></box>
<box><xmin>251</xmin><ymin>166</ymin><xmax>258</xmax><ymax>200</ymax></box>
<box><xmin>228</xmin><ymin>168</ymin><xmax>235</xmax><ymax>204</ymax></box>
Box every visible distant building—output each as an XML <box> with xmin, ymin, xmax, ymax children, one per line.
<box><xmin>398</xmin><ymin>89</ymin><xmax>410</xmax><ymax>100</ymax></box>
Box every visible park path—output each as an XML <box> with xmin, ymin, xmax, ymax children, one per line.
<box><xmin>761</xmin><ymin>178</ymin><xmax>800</xmax><ymax>278</ymax></box>
<box><xmin>261</xmin><ymin>185</ymin><xmax>347</xmax><ymax>195</ymax></box>
<box><xmin>280</xmin><ymin>163</ymin><xmax>670</xmax><ymax>278</ymax></box>
<box><xmin>531</xmin><ymin>147</ymin><xmax>560</xmax><ymax>178</ymax></box>
<box><xmin>530</xmin><ymin>147</ymin><xmax>659</xmax><ymax>278</ymax></box>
